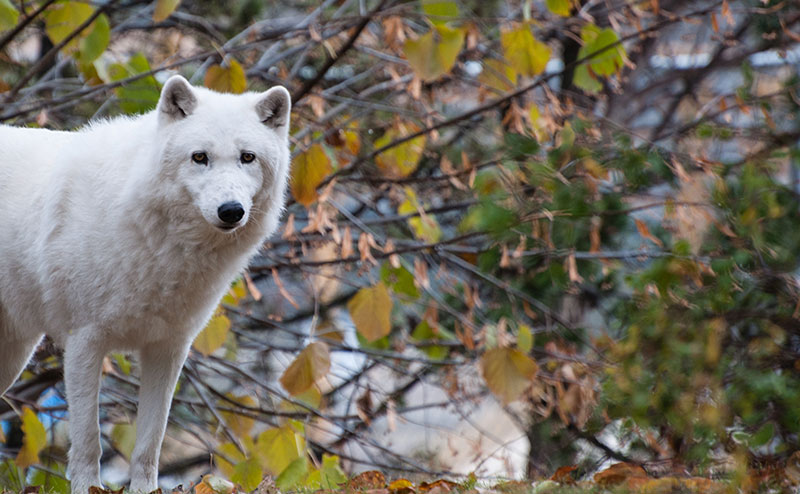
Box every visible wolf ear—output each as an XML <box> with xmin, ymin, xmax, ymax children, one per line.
<box><xmin>158</xmin><ymin>75</ymin><xmax>197</xmax><ymax>121</ymax></box>
<box><xmin>256</xmin><ymin>86</ymin><xmax>291</xmax><ymax>131</ymax></box>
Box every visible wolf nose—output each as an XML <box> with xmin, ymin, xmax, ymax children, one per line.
<box><xmin>218</xmin><ymin>202</ymin><xmax>245</xmax><ymax>224</ymax></box>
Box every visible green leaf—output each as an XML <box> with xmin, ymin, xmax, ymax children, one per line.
<box><xmin>29</xmin><ymin>459</ymin><xmax>69</xmax><ymax>494</ymax></box>
<box><xmin>574</xmin><ymin>25</ymin><xmax>625</xmax><ymax>93</ymax></box>
<box><xmin>232</xmin><ymin>459</ymin><xmax>263</xmax><ymax>492</ymax></box>
<box><xmin>348</xmin><ymin>282</ymin><xmax>393</xmax><ymax>342</ymax></box>
<box><xmin>0</xmin><ymin>0</ymin><xmax>19</xmax><ymax>31</ymax></box>
<box><xmin>380</xmin><ymin>263</ymin><xmax>419</xmax><ymax>299</ymax></box>
<box><xmin>421</xmin><ymin>0</ymin><xmax>458</xmax><ymax>24</ymax></box>
<box><xmin>403</xmin><ymin>25</ymin><xmax>465</xmax><ymax>81</ymax></box>
<box><xmin>153</xmin><ymin>0</ymin><xmax>181</xmax><ymax>22</ymax></box>
<box><xmin>501</xmin><ymin>24</ymin><xmax>551</xmax><ymax>77</ymax></box>
<box><xmin>15</xmin><ymin>407</ymin><xmax>46</xmax><ymax>468</ymax></box>
<box><xmin>749</xmin><ymin>422</ymin><xmax>774</xmax><ymax>447</ymax></box>
<box><xmin>204</xmin><ymin>58</ymin><xmax>247</xmax><ymax>94</ymax></box>
<box><xmin>193</xmin><ymin>311</ymin><xmax>231</xmax><ymax>357</ymax></box>
<box><xmin>291</xmin><ymin>144</ymin><xmax>333</xmax><ymax>207</ymax></box>
<box><xmin>581</xmin><ymin>25</ymin><xmax>625</xmax><ymax>76</ymax></box>
<box><xmin>459</xmin><ymin>201</ymin><xmax>516</xmax><ymax>235</ymax></box>
<box><xmin>276</xmin><ymin>457</ymin><xmax>309</xmax><ymax>490</ymax></box>
<box><xmin>546</xmin><ymin>0</ymin><xmax>572</xmax><ymax>16</ymax></box>
<box><xmin>304</xmin><ymin>454</ymin><xmax>348</xmax><ymax>489</ymax></box>
<box><xmin>110</xmin><ymin>422</ymin><xmax>136</xmax><ymax>460</ymax></box>
<box><xmin>574</xmin><ymin>63</ymin><xmax>602</xmax><ymax>93</ymax></box>
<box><xmin>411</xmin><ymin>321</ymin><xmax>449</xmax><ymax>360</ymax></box>
<box><xmin>374</xmin><ymin>122</ymin><xmax>426</xmax><ymax>178</ymax></box>
<box><xmin>481</xmin><ymin>347</ymin><xmax>538</xmax><ymax>404</ymax></box>
<box><xmin>279</xmin><ymin>341</ymin><xmax>331</xmax><ymax>396</ymax></box>
<box><xmin>107</xmin><ymin>53</ymin><xmax>161</xmax><ymax>114</ymax></box>
<box><xmin>78</xmin><ymin>13</ymin><xmax>109</xmax><ymax>63</ymax></box>
<box><xmin>255</xmin><ymin>426</ymin><xmax>304</xmax><ymax>476</ymax></box>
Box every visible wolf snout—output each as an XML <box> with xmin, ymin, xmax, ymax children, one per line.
<box><xmin>217</xmin><ymin>201</ymin><xmax>245</xmax><ymax>227</ymax></box>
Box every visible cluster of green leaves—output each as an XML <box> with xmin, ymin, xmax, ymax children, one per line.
<box><xmin>603</xmin><ymin>160</ymin><xmax>800</xmax><ymax>464</ymax></box>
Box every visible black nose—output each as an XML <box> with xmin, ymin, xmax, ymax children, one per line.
<box><xmin>218</xmin><ymin>201</ymin><xmax>245</xmax><ymax>224</ymax></box>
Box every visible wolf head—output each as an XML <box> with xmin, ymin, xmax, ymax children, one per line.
<box><xmin>154</xmin><ymin>75</ymin><xmax>291</xmax><ymax>235</ymax></box>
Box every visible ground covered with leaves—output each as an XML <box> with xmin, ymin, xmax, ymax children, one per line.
<box><xmin>34</xmin><ymin>458</ymin><xmax>797</xmax><ymax>494</ymax></box>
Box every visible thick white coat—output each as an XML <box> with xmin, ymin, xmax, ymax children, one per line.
<box><xmin>0</xmin><ymin>76</ymin><xmax>291</xmax><ymax>493</ymax></box>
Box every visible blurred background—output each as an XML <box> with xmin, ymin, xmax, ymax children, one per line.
<box><xmin>1</xmin><ymin>0</ymin><xmax>800</xmax><ymax>491</ymax></box>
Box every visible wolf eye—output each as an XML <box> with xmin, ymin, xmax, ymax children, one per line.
<box><xmin>240</xmin><ymin>152</ymin><xmax>256</xmax><ymax>164</ymax></box>
<box><xmin>191</xmin><ymin>152</ymin><xmax>208</xmax><ymax>165</ymax></box>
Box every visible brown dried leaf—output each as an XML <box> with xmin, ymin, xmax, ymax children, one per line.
<box><xmin>348</xmin><ymin>282</ymin><xmax>393</xmax><ymax>342</ymax></box>
<box><xmin>272</xmin><ymin>268</ymin><xmax>299</xmax><ymax>309</ymax></box>
<box><xmin>550</xmin><ymin>465</ymin><xmax>577</xmax><ymax>484</ymax></box>
<box><xmin>341</xmin><ymin>226</ymin><xmax>354</xmax><ymax>259</ymax></box>
<box><xmin>344</xmin><ymin>470</ymin><xmax>387</xmax><ymax>490</ymax></box>
<box><xmin>593</xmin><ymin>462</ymin><xmax>647</xmax><ymax>486</ymax></box>
<box><xmin>634</xmin><ymin>219</ymin><xmax>664</xmax><ymax>247</ymax></box>
<box><xmin>279</xmin><ymin>341</ymin><xmax>331</xmax><ymax>396</ymax></box>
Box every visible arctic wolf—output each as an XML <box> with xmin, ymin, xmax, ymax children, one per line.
<box><xmin>0</xmin><ymin>75</ymin><xmax>291</xmax><ymax>493</ymax></box>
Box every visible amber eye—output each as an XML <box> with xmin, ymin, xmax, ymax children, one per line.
<box><xmin>240</xmin><ymin>152</ymin><xmax>256</xmax><ymax>164</ymax></box>
<box><xmin>191</xmin><ymin>152</ymin><xmax>208</xmax><ymax>165</ymax></box>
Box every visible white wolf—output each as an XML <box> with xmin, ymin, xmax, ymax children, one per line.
<box><xmin>0</xmin><ymin>75</ymin><xmax>291</xmax><ymax>493</ymax></box>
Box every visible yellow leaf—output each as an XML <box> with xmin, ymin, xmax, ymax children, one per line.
<box><xmin>232</xmin><ymin>458</ymin><xmax>263</xmax><ymax>492</ymax></box>
<box><xmin>221</xmin><ymin>277</ymin><xmax>248</xmax><ymax>306</ymax></box>
<box><xmin>15</xmin><ymin>407</ymin><xmax>46</xmax><ymax>468</ymax></box>
<box><xmin>389</xmin><ymin>479</ymin><xmax>415</xmax><ymax>492</ymax></box>
<box><xmin>153</xmin><ymin>0</ymin><xmax>181</xmax><ymax>22</ymax></box>
<box><xmin>110</xmin><ymin>422</ymin><xmax>136</xmax><ymax>460</ymax></box>
<box><xmin>374</xmin><ymin>122</ymin><xmax>426</xmax><ymax>178</ymax></box>
<box><xmin>0</xmin><ymin>0</ymin><xmax>19</xmax><ymax>31</ymax></box>
<box><xmin>279</xmin><ymin>386</ymin><xmax>322</xmax><ymax>412</ymax></box>
<box><xmin>44</xmin><ymin>1</ymin><xmax>94</xmax><ymax>54</ymax></box>
<box><xmin>279</xmin><ymin>342</ymin><xmax>331</xmax><ymax>396</ymax></box>
<box><xmin>403</xmin><ymin>25</ymin><xmax>465</xmax><ymax>81</ymax></box>
<box><xmin>517</xmin><ymin>324</ymin><xmax>533</xmax><ymax>353</ymax></box>
<box><xmin>546</xmin><ymin>0</ymin><xmax>572</xmax><ymax>16</ymax></box>
<box><xmin>204</xmin><ymin>59</ymin><xmax>247</xmax><ymax>94</ymax></box>
<box><xmin>481</xmin><ymin>347</ymin><xmax>538</xmax><ymax>404</ymax></box>
<box><xmin>348</xmin><ymin>282</ymin><xmax>393</xmax><ymax>342</ymax></box>
<box><xmin>421</xmin><ymin>0</ymin><xmax>458</xmax><ymax>24</ymax></box>
<box><xmin>398</xmin><ymin>187</ymin><xmax>441</xmax><ymax>243</ymax></box>
<box><xmin>501</xmin><ymin>24</ymin><xmax>552</xmax><ymax>77</ymax></box>
<box><xmin>193</xmin><ymin>311</ymin><xmax>231</xmax><ymax>356</ymax></box>
<box><xmin>214</xmin><ymin>441</ymin><xmax>246</xmax><ymax>478</ymax></box>
<box><xmin>291</xmin><ymin>144</ymin><xmax>333</xmax><ymax>207</ymax></box>
<box><xmin>479</xmin><ymin>58</ymin><xmax>517</xmax><ymax>92</ymax></box>
<box><xmin>255</xmin><ymin>426</ymin><xmax>305</xmax><ymax>476</ymax></box>
<box><xmin>219</xmin><ymin>393</ymin><xmax>257</xmax><ymax>438</ymax></box>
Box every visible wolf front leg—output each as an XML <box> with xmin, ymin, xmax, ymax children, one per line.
<box><xmin>129</xmin><ymin>341</ymin><xmax>191</xmax><ymax>492</ymax></box>
<box><xmin>64</xmin><ymin>332</ymin><xmax>106</xmax><ymax>494</ymax></box>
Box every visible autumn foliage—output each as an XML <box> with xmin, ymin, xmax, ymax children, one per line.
<box><xmin>2</xmin><ymin>0</ymin><xmax>800</xmax><ymax>492</ymax></box>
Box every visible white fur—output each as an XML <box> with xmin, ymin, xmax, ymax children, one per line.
<box><xmin>0</xmin><ymin>75</ymin><xmax>291</xmax><ymax>493</ymax></box>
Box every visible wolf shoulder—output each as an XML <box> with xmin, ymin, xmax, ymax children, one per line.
<box><xmin>0</xmin><ymin>117</ymin><xmax>154</xmax><ymax>200</ymax></box>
